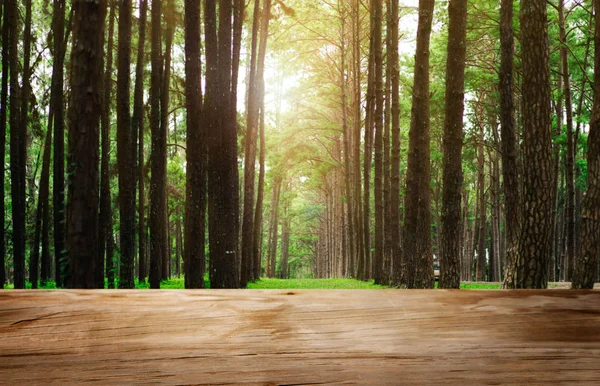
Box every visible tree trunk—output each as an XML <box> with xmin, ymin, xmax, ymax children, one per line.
<box><xmin>253</xmin><ymin>101</ymin><xmax>266</xmax><ymax>280</ymax></box>
<box><xmin>372</xmin><ymin>0</ymin><xmax>384</xmax><ymax>285</ymax></box>
<box><xmin>398</xmin><ymin>0</ymin><xmax>435</xmax><ymax>289</ymax></box>
<box><xmin>266</xmin><ymin>177</ymin><xmax>282</xmax><ymax>278</ymax></box>
<box><xmin>351</xmin><ymin>0</ymin><xmax>363</xmax><ymax>280</ymax></box>
<box><xmin>133</xmin><ymin>0</ymin><xmax>148</xmax><ymax>284</ymax></box>
<box><xmin>184</xmin><ymin>0</ymin><xmax>206</xmax><ymax>288</ymax></box>
<box><xmin>389</xmin><ymin>0</ymin><xmax>401</xmax><ymax>287</ymax></box>
<box><xmin>514</xmin><ymin>0</ymin><xmax>553</xmax><ymax>288</ymax></box>
<box><xmin>149</xmin><ymin>0</ymin><xmax>165</xmax><ymax>288</ymax></box>
<box><xmin>66</xmin><ymin>0</ymin><xmax>105</xmax><ymax>288</ymax></box>
<box><xmin>338</xmin><ymin>0</ymin><xmax>355</xmax><ymax>280</ymax></box>
<box><xmin>558</xmin><ymin>0</ymin><xmax>576</xmax><ymax>282</ymax></box>
<box><xmin>160</xmin><ymin>0</ymin><xmax>175</xmax><ymax>282</ymax></box>
<box><xmin>116</xmin><ymin>0</ymin><xmax>136</xmax><ymax>288</ymax></box>
<box><xmin>280</xmin><ymin>207</ymin><xmax>290</xmax><ymax>279</ymax></box>
<box><xmin>7</xmin><ymin>0</ymin><xmax>24</xmax><ymax>288</ymax></box>
<box><xmin>206</xmin><ymin>0</ymin><xmax>241</xmax><ymax>288</ymax></box>
<box><xmin>31</xmin><ymin>121</ymin><xmax>53</xmax><ymax>289</ymax></box>
<box><xmin>53</xmin><ymin>0</ymin><xmax>67</xmax><ymax>287</ymax></box>
<box><xmin>39</xmin><ymin>110</ymin><xmax>54</xmax><ymax>286</ymax></box>
<box><xmin>0</xmin><ymin>0</ymin><xmax>8</xmax><ymax>288</ymax></box>
<box><xmin>572</xmin><ymin>0</ymin><xmax>600</xmax><ymax>289</ymax></box>
<box><xmin>500</xmin><ymin>0</ymin><xmax>520</xmax><ymax>289</ymax></box>
<box><xmin>19</xmin><ymin>0</ymin><xmax>35</xmax><ymax>287</ymax></box>
<box><xmin>440</xmin><ymin>0</ymin><xmax>467</xmax><ymax>289</ymax></box>
<box><xmin>98</xmin><ymin>0</ymin><xmax>116</xmax><ymax>289</ymax></box>
<box><xmin>360</xmin><ymin>7</ymin><xmax>375</xmax><ymax>282</ymax></box>
<box><xmin>243</xmin><ymin>0</ymin><xmax>272</xmax><ymax>286</ymax></box>
<box><xmin>476</xmin><ymin>112</ymin><xmax>486</xmax><ymax>282</ymax></box>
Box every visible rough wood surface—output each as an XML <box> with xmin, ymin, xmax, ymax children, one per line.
<box><xmin>1</xmin><ymin>290</ymin><xmax>600</xmax><ymax>385</ymax></box>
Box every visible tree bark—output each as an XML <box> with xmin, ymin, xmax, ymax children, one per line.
<box><xmin>160</xmin><ymin>0</ymin><xmax>175</xmax><ymax>281</ymax></box>
<box><xmin>372</xmin><ymin>0</ymin><xmax>384</xmax><ymax>285</ymax></box>
<box><xmin>253</xmin><ymin>99</ymin><xmax>266</xmax><ymax>280</ymax></box>
<box><xmin>440</xmin><ymin>0</ymin><xmax>467</xmax><ymax>289</ymax></box>
<box><xmin>149</xmin><ymin>0</ymin><xmax>165</xmax><ymax>288</ymax></box>
<box><xmin>205</xmin><ymin>0</ymin><xmax>241</xmax><ymax>288</ymax></box>
<box><xmin>53</xmin><ymin>0</ymin><xmax>67</xmax><ymax>287</ymax></box>
<box><xmin>98</xmin><ymin>0</ymin><xmax>116</xmax><ymax>289</ymax></box>
<box><xmin>398</xmin><ymin>0</ymin><xmax>435</xmax><ymax>289</ymax></box>
<box><xmin>558</xmin><ymin>0</ymin><xmax>576</xmax><ymax>282</ymax></box>
<box><xmin>476</xmin><ymin>109</ymin><xmax>486</xmax><ymax>282</ymax></box>
<box><xmin>184</xmin><ymin>0</ymin><xmax>206</xmax><ymax>288</ymax></box>
<box><xmin>513</xmin><ymin>0</ymin><xmax>553</xmax><ymax>288</ymax></box>
<box><xmin>21</xmin><ymin>0</ymin><xmax>34</xmax><ymax>287</ymax></box>
<box><xmin>31</xmin><ymin>122</ymin><xmax>53</xmax><ymax>289</ymax></box>
<box><xmin>133</xmin><ymin>0</ymin><xmax>148</xmax><ymax>284</ymax></box>
<box><xmin>266</xmin><ymin>177</ymin><xmax>282</xmax><ymax>278</ymax></box>
<box><xmin>7</xmin><ymin>0</ymin><xmax>24</xmax><ymax>288</ymax></box>
<box><xmin>572</xmin><ymin>0</ymin><xmax>600</xmax><ymax>289</ymax></box>
<box><xmin>279</xmin><ymin>206</ymin><xmax>290</xmax><ymax>279</ymax></box>
<box><xmin>66</xmin><ymin>0</ymin><xmax>105</xmax><ymax>288</ymax></box>
<box><xmin>0</xmin><ymin>0</ymin><xmax>8</xmax><ymax>288</ymax></box>
<box><xmin>40</xmin><ymin>111</ymin><xmax>54</xmax><ymax>286</ymax></box>
<box><xmin>116</xmin><ymin>0</ymin><xmax>136</xmax><ymax>288</ymax></box>
<box><xmin>500</xmin><ymin>0</ymin><xmax>520</xmax><ymax>288</ymax></box>
<box><xmin>389</xmin><ymin>0</ymin><xmax>401</xmax><ymax>287</ymax></box>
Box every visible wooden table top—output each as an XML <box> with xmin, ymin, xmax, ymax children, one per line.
<box><xmin>1</xmin><ymin>289</ymin><xmax>599</xmax><ymax>385</ymax></box>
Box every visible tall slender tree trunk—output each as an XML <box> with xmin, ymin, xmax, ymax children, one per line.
<box><xmin>398</xmin><ymin>0</ymin><xmax>435</xmax><ymax>289</ymax></box>
<box><xmin>280</xmin><ymin>206</ymin><xmax>290</xmax><ymax>279</ymax></box>
<box><xmin>338</xmin><ymin>0</ymin><xmax>354</xmax><ymax>280</ymax></box>
<box><xmin>500</xmin><ymin>0</ymin><xmax>520</xmax><ymax>288</ymax></box>
<box><xmin>266</xmin><ymin>177</ymin><xmax>282</xmax><ymax>278</ymax></box>
<box><xmin>160</xmin><ymin>0</ymin><xmax>175</xmax><ymax>281</ymax></box>
<box><xmin>31</xmin><ymin>122</ymin><xmax>53</xmax><ymax>289</ymax></box>
<box><xmin>476</xmin><ymin>113</ymin><xmax>486</xmax><ymax>282</ymax></box>
<box><xmin>253</xmin><ymin>103</ymin><xmax>266</xmax><ymax>280</ymax></box>
<box><xmin>360</xmin><ymin>8</ymin><xmax>375</xmax><ymax>282</ymax></box>
<box><xmin>550</xmin><ymin>73</ymin><xmax>563</xmax><ymax>283</ymax></box>
<box><xmin>184</xmin><ymin>0</ymin><xmax>206</xmax><ymax>288</ymax></box>
<box><xmin>243</xmin><ymin>0</ymin><xmax>272</xmax><ymax>286</ymax></box>
<box><xmin>440</xmin><ymin>0</ymin><xmax>467</xmax><ymax>289</ymax></box>
<box><xmin>558</xmin><ymin>0</ymin><xmax>576</xmax><ymax>282</ymax></box>
<box><xmin>372</xmin><ymin>0</ymin><xmax>384</xmax><ymax>285</ymax></box>
<box><xmin>98</xmin><ymin>0</ymin><xmax>116</xmax><ymax>289</ymax></box>
<box><xmin>242</xmin><ymin>0</ymin><xmax>261</xmax><ymax>287</ymax></box>
<box><xmin>40</xmin><ymin>112</ymin><xmax>53</xmax><ymax>286</ymax></box>
<box><xmin>66</xmin><ymin>0</ymin><xmax>105</xmax><ymax>288</ymax></box>
<box><xmin>351</xmin><ymin>0</ymin><xmax>363</xmax><ymax>280</ymax></box>
<box><xmin>116</xmin><ymin>0</ymin><xmax>136</xmax><ymax>288</ymax></box>
<box><xmin>19</xmin><ymin>0</ymin><xmax>33</xmax><ymax>287</ymax></box>
<box><xmin>53</xmin><ymin>0</ymin><xmax>67</xmax><ymax>287</ymax></box>
<box><xmin>514</xmin><ymin>0</ymin><xmax>553</xmax><ymax>288</ymax></box>
<box><xmin>149</xmin><ymin>0</ymin><xmax>165</xmax><ymax>288</ymax></box>
<box><xmin>7</xmin><ymin>0</ymin><xmax>24</xmax><ymax>288</ymax></box>
<box><xmin>572</xmin><ymin>0</ymin><xmax>600</xmax><ymax>289</ymax></box>
<box><xmin>381</xmin><ymin>0</ymin><xmax>392</xmax><ymax>284</ymax></box>
<box><xmin>133</xmin><ymin>0</ymin><xmax>148</xmax><ymax>284</ymax></box>
<box><xmin>0</xmin><ymin>0</ymin><xmax>8</xmax><ymax>288</ymax></box>
<box><xmin>389</xmin><ymin>0</ymin><xmax>401</xmax><ymax>286</ymax></box>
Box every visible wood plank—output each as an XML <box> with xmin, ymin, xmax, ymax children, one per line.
<box><xmin>1</xmin><ymin>290</ymin><xmax>599</xmax><ymax>385</ymax></box>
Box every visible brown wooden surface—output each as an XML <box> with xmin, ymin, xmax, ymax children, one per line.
<box><xmin>1</xmin><ymin>289</ymin><xmax>600</xmax><ymax>385</ymax></box>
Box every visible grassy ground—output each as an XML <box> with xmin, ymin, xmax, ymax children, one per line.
<box><xmin>3</xmin><ymin>278</ymin><xmax>582</xmax><ymax>290</ymax></box>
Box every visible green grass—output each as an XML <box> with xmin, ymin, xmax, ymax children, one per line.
<box><xmin>248</xmin><ymin>278</ymin><xmax>387</xmax><ymax>289</ymax></box>
<box><xmin>458</xmin><ymin>282</ymin><xmax>502</xmax><ymax>290</ymax></box>
<box><xmin>3</xmin><ymin>278</ymin><xmax>562</xmax><ymax>290</ymax></box>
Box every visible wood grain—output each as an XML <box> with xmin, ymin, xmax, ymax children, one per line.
<box><xmin>1</xmin><ymin>290</ymin><xmax>599</xmax><ymax>385</ymax></box>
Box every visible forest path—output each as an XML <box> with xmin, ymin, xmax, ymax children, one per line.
<box><xmin>1</xmin><ymin>290</ymin><xmax>599</xmax><ymax>384</ymax></box>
